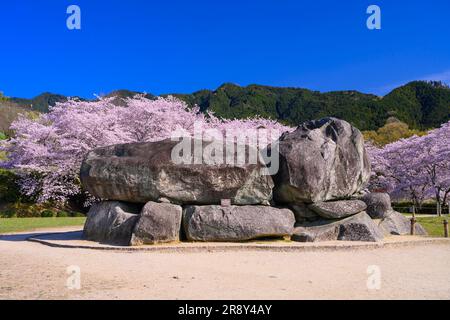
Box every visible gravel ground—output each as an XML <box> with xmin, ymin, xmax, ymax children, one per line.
<box><xmin>0</xmin><ymin>228</ymin><xmax>449</xmax><ymax>300</ymax></box>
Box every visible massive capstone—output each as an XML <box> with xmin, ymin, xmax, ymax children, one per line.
<box><xmin>272</xmin><ymin>118</ymin><xmax>371</xmax><ymax>204</ymax></box>
<box><xmin>80</xmin><ymin>139</ymin><xmax>274</xmax><ymax>205</ymax></box>
<box><xmin>78</xmin><ymin>117</ymin><xmax>429</xmax><ymax>247</ymax></box>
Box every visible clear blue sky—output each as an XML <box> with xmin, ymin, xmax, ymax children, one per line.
<box><xmin>1</xmin><ymin>0</ymin><xmax>449</xmax><ymax>99</ymax></box>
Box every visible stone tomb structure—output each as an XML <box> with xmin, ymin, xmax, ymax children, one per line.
<box><xmin>80</xmin><ymin>118</ymin><xmax>426</xmax><ymax>246</ymax></box>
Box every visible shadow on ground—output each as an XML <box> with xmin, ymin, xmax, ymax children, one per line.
<box><xmin>0</xmin><ymin>230</ymin><xmax>82</xmax><ymax>242</ymax></box>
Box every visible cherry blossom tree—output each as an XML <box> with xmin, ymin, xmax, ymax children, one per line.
<box><xmin>367</xmin><ymin>121</ymin><xmax>450</xmax><ymax>214</ymax></box>
<box><xmin>367</xmin><ymin>138</ymin><xmax>430</xmax><ymax>207</ymax></box>
<box><xmin>1</xmin><ymin>95</ymin><xmax>291</xmax><ymax>204</ymax></box>
<box><xmin>421</xmin><ymin>122</ymin><xmax>450</xmax><ymax>212</ymax></box>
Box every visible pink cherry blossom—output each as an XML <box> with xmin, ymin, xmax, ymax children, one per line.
<box><xmin>367</xmin><ymin>121</ymin><xmax>450</xmax><ymax>209</ymax></box>
<box><xmin>1</xmin><ymin>96</ymin><xmax>291</xmax><ymax>204</ymax></box>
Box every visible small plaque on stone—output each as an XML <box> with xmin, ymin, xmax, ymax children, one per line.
<box><xmin>221</xmin><ymin>199</ymin><xmax>231</xmax><ymax>207</ymax></box>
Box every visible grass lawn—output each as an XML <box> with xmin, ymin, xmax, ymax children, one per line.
<box><xmin>0</xmin><ymin>217</ymin><xmax>86</xmax><ymax>234</ymax></box>
<box><xmin>403</xmin><ymin>214</ymin><xmax>449</xmax><ymax>237</ymax></box>
<box><xmin>0</xmin><ymin>214</ymin><xmax>448</xmax><ymax>238</ymax></box>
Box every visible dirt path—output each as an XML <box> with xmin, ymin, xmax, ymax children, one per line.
<box><xmin>0</xmin><ymin>229</ymin><xmax>449</xmax><ymax>300</ymax></box>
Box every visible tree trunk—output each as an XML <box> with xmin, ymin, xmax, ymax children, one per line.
<box><xmin>435</xmin><ymin>188</ymin><xmax>442</xmax><ymax>217</ymax></box>
<box><xmin>437</xmin><ymin>200</ymin><xmax>442</xmax><ymax>217</ymax></box>
<box><xmin>442</xmin><ymin>189</ymin><xmax>450</xmax><ymax>215</ymax></box>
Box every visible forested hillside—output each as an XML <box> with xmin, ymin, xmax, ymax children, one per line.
<box><xmin>1</xmin><ymin>81</ymin><xmax>449</xmax><ymax>132</ymax></box>
<box><xmin>172</xmin><ymin>81</ymin><xmax>450</xmax><ymax>130</ymax></box>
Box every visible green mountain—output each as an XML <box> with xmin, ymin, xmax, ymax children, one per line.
<box><xmin>1</xmin><ymin>81</ymin><xmax>449</xmax><ymax>132</ymax></box>
<box><xmin>10</xmin><ymin>92</ymin><xmax>69</xmax><ymax>113</ymax></box>
<box><xmin>379</xmin><ymin>81</ymin><xmax>450</xmax><ymax>129</ymax></box>
<box><xmin>171</xmin><ymin>81</ymin><xmax>450</xmax><ymax>131</ymax></box>
<box><xmin>171</xmin><ymin>84</ymin><xmax>382</xmax><ymax>130</ymax></box>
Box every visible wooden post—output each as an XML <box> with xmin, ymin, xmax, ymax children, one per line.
<box><xmin>444</xmin><ymin>220</ymin><xmax>449</xmax><ymax>238</ymax></box>
<box><xmin>410</xmin><ymin>217</ymin><xmax>416</xmax><ymax>236</ymax></box>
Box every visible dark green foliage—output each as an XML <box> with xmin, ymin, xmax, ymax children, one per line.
<box><xmin>10</xmin><ymin>92</ymin><xmax>68</xmax><ymax>113</ymax></box>
<box><xmin>0</xmin><ymin>202</ymin><xmax>86</xmax><ymax>218</ymax></box>
<box><xmin>392</xmin><ymin>201</ymin><xmax>445</xmax><ymax>215</ymax></box>
<box><xmin>0</xmin><ymin>169</ymin><xmax>85</xmax><ymax>217</ymax></box>
<box><xmin>0</xmin><ymin>169</ymin><xmax>22</xmax><ymax>203</ymax></box>
<box><xmin>378</xmin><ymin>81</ymin><xmax>450</xmax><ymax>129</ymax></box>
<box><xmin>170</xmin><ymin>81</ymin><xmax>450</xmax><ymax>130</ymax></box>
<box><xmin>56</xmin><ymin>210</ymin><xmax>84</xmax><ymax>217</ymax></box>
<box><xmin>40</xmin><ymin>209</ymin><xmax>57</xmax><ymax>218</ymax></box>
<box><xmin>171</xmin><ymin>84</ymin><xmax>383</xmax><ymax>130</ymax></box>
